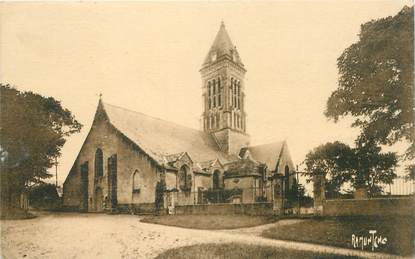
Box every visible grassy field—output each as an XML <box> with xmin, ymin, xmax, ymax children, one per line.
<box><xmin>155</xmin><ymin>243</ymin><xmax>361</xmax><ymax>259</ymax></box>
<box><xmin>262</xmin><ymin>216</ymin><xmax>414</xmax><ymax>256</ymax></box>
<box><xmin>141</xmin><ymin>214</ymin><xmax>277</xmax><ymax>229</ymax></box>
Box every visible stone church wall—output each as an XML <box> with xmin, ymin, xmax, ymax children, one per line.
<box><xmin>62</xmin><ymin>159</ymin><xmax>81</xmax><ymax>209</ymax></box>
<box><xmin>224</xmin><ymin>177</ymin><xmax>255</xmax><ymax>203</ymax></box>
<box><xmin>116</xmin><ymin>134</ymin><xmax>162</xmax><ymax>206</ymax></box>
<box><xmin>194</xmin><ymin>173</ymin><xmax>212</xmax><ymax>191</ymax></box>
<box><xmin>213</xmin><ymin>129</ymin><xmax>250</xmax><ymax>155</ymax></box>
<box><xmin>63</xmin><ymin>117</ymin><xmax>160</xmax><ymax>212</ymax></box>
<box><xmin>275</xmin><ymin>145</ymin><xmax>296</xmax><ymax>189</ymax></box>
<box><xmin>165</xmin><ymin>170</ymin><xmax>177</xmax><ymax>190</ymax></box>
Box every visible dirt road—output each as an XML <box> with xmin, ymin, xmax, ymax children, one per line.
<box><xmin>0</xmin><ymin>212</ymin><xmax>404</xmax><ymax>259</ymax></box>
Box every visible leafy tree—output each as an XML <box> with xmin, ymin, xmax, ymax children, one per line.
<box><xmin>28</xmin><ymin>183</ymin><xmax>61</xmax><ymax>209</ymax></box>
<box><xmin>286</xmin><ymin>179</ymin><xmax>313</xmax><ymax>207</ymax></box>
<box><xmin>407</xmin><ymin>164</ymin><xmax>415</xmax><ymax>180</ymax></box>
<box><xmin>303</xmin><ymin>141</ymin><xmax>397</xmax><ymax>197</ymax></box>
<box><xmin>0</xmin><ymin>84</ymin><xmax>82</xmax><ymax>209</ymax></box>
<box><xmin>325</xmin><ymin>6</ymin><xmax>414</xmax><ymax>170</ymax></box>
<box><xmin>303</xmin><ymin>142</ymin><xmax>355</xmax><ymax>198</ymax></box>
<box><xmin>353</xmin><ymin>139</ymin><xmax>397</xmax><ymax>195</ymax></box>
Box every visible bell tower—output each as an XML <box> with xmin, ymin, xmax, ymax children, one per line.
<box><xmin>200</xmin><ymin>22</ymin><xmax>250</xmax><ymax>154</ymax></box>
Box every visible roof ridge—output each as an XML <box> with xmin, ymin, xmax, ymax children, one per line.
<box><xmin>249</xmin><ymin>140</ymin><xmax>285</xmax><ymax>148</ymax></box>
<box><xmin>102</xmin><ymin>101</ymin><xmax>204</xmax><ymax>134</ymax></box>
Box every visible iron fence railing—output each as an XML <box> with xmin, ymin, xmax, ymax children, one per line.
<box><xmin>325</xmin><ymin>177</ymin><xmax>415</xmax><ymax>200</ymax></box>
<box><xmin>164</xmin><ymin>187</ymin><xmax>274</xmax><ymax>206</ymax></box>
<box><xmin>381</xmin><ymin>177</ymin><xmax>415</xmax><ymax>196</ymax></box>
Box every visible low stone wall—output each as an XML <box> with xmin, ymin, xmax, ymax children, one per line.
<box><xmin>60</xmin><ymin>206</ymin><xmax>81</xmax><ymax>212</ymax></box>
<box><xmin>174</xmin><ymin>202</ymin><xmax>274</xmax><ymax>216</ymax></box>
<box><xmin>117</xmin><ymin>203</ymin><xmax>156</xmax><ymax>214</ymax></box>
<box><xmin>322</xmin><ymin>197</ymin><xmax>415</xmax><ymax>217</ymax></box>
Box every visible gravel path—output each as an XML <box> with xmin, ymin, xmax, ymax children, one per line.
<box><xmin>0</xmin><ymin>212</ymin><xmax>408</xmax><ymax>259</ymax></box>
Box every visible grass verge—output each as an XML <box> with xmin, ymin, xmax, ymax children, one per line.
<box><xmin>0</xmin><ymin>208</ymin><xmax>36</xmax><ymax>220</ymax></box>
<box><xmin>141</xmin><ymin>214</ymin><xmax>277</xmax><ymax>229</ymax></box>
<box><xmin>262</xmin><ymin>216</ymin><xmax>414</xmax><ymax>256</ymax></box>
<box><xmin>155</xmin><ymin>243</ymin><xmax>361</xmax><ymax>259</ymax></box>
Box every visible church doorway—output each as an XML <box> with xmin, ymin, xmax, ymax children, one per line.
<box><xmin>94</xmin><ymin>187</ymin><xmax>104</xmax><ymax>212</ymax></box>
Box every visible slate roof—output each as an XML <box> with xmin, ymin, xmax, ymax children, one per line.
<box><xmin>101</xmin><ymin>101</ymin><xmax>233</xmax><ymax>166</ymax></box>
<box><xmin>164</xmin><ymin>152</ymin><xmax>187</xmax><ymax>163</ymax></box>
<box><xmin>225</xmin><ymin>158</ymin><xmax>261</xmax><ymax>178</ymax></box>
<box><xmin>240</xmin><ymin>141</ymin><xmax>286</xmax><ymax>171</ymax></box>
<box><xmin>202</xmin><ymin>22</ymin><xmax>244</xmax><ymax>67</ymax></box>
<box><xmin>97</xmin><ymin>101</ymin><xmax>288</xmax><ymax>174</ymax></box>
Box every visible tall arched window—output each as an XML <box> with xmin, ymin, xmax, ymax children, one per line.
<box><xmin>218</xmin><ymin>77</ymin><xmax>222</xmax><ymax>107</ymax></box>
<box><xmin>230</xmin><ymin>78</ymin><xmax>234</xmax><ymax>107</ymax></box>
<box><xmin>241</xmin><ymin>117</ymin><xmax>244</xmax><ymax>131</ymax></box>
<box><xmin>132</xmin><ymin>170</ymin><xmax>140</xmax><ymax>192</ymax></box>
<box><xmin>233</xmin><ymin>81</ymin><xmax>237</xmax><ymax>108</ymax></box>
<box><xmin>208</xmin><ymin>82</ymin><xmax>211</xmax><ymax>110</ymax></box>
<box><xmin>237</xmin><ymin>83</ymin><xmax>241</xmax><ymax>109</ymax></box>
<box><xmin>213</xmin><ymin>85</ymin><xmax>216</xmax><ymax>107</ymax></box>
<box><xmin>95</xmin><ymin>148</ymin><xmax>103</xmax><ymax>178</ymax></box>
<box><xmin>179</xmin><ymin>165</ymin><xmax>191</xmax><ymax>191</ymax></box>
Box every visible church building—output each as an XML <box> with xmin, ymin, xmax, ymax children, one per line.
<box><xmin>62</xmin><ymin>22</ymin><xmax>296</xmax><ymax>213</ymax></box>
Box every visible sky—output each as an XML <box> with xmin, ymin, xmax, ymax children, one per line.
<box><xmin>0</xmin><ymin>1</ymin><xmax>412</xmax><ymax>187</ymax></box>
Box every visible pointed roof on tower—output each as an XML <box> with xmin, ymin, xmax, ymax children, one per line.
<box><xmin>202</xmin><ymin>21</ymin><xmax>244</xmax><ymax>67</ymax></box>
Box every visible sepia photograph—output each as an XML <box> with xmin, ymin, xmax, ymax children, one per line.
<box><xmin>0</xmin><ymin>1</ymin><xmax>414</xmax><ymax>258</ymax></box>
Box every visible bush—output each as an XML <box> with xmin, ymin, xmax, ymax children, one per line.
<box><xmin>203</xmin><ymin>188</ymin><xmax>243</xmax><ymax>203</ymax></box>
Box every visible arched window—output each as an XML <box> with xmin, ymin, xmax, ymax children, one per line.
<box><xmin>233</xmin><ymin>81</ymin><xmax>237</xmax><ymax>108</ymax></box>
<box><xmin>230</xmin><ymin>78</ymin><xmax>234</xmax><ymax>107</ymax></box>
<box><xmin>237</xmin><ymin>83</ymin><xmax>241</xmax><ymax>109</ymax></box>
<box><xmin>132</xmin><ymin>170</ymin><xmax>140</xmax><ymax>192</ymax></box>
<box><xmin>213</xmin><ymin>93</ymin><xmax>216</xmax><ymax>108</ymax></box>
<box><xmin>95</xmin><ymin>148</ymin><xmax>103</xmax><ymax>178</ymax></box>
<box><xmin>230</xmin><ymin>86</ymin><xmax>233</xmax><ymax>107</ymax></box>
<box><xmin>217</xmin><ymin>77</ymin><xmax>222</xmax><ymax>107</ymax></box>
<box><xmin>218</xmin><ymin>93</ymin><xmax>221</xmax><ymax>107</ymax></box>
<box><xmin>284</xmin><ymin>165</ymin><xmax>290</xmax><ymax>196</ymax></box>
<box><xmin>179</xmin><ymin>165</ymin><xmax>192</xmax><ymax>191</ymax></box>
<box><xmin>212</xmin><ymin>170</ymin><xmax>221</xmax><ymax>189</ymax></box>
